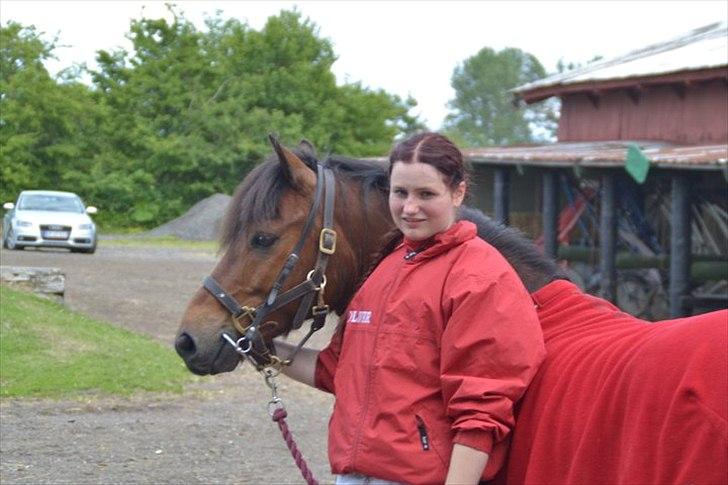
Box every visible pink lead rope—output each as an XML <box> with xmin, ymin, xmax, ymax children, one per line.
<box><xmin>264</xmin><ymin>368</ymin><xmax>320</xmax><ymax>485</ymax></box>
<box><xmin>271</xmin><ymin>406</ymin><xmax>319</xmax><ymax>485</ymax></box>
<box><xmin>222</xmin><ymin>334</ymin><xmax>321</xmax><ymax>484</ymax></box>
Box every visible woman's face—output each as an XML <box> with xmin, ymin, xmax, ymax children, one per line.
<box><xmin>389</xmin><ymin>161</ymin><xmax>465</xmax><ymax>241</ymax></box>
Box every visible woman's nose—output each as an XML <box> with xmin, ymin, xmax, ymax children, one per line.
<box><xmin>403</xmin><ymin>198</ymin><xmax>418</xmax><ymax>214</ymax></box>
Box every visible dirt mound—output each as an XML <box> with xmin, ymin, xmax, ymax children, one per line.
<box><xmin>146</xmin><ymin>193</ymin><xmax>231</xmax><ymax>241</ymax></box>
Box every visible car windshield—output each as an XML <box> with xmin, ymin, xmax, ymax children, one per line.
<box><xmin>18</xmin><ymin>194</ymin><xmax>85</xmax><ymax>213</ymax></box>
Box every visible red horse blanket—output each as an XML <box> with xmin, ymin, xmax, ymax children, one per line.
<box><xmin>498</xmin><ymin>280</ymin><xmax>727</xmax><ymax>484</ymax></box>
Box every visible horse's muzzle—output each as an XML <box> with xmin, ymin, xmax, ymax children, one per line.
<box><xmin>175</xmin><ymin>330</ymin><xmax>240</xmax><ymax>375</ymax></box>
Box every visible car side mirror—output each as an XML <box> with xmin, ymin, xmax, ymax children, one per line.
<box><xmin>3</xmin><ymin>202</ymin><xmax>14</xmax><ymax>210</ymax></box>
<box><xmin>86</xmin><ymin>206</ymin><xmax>98</xmax><ymax>215</ymax></box>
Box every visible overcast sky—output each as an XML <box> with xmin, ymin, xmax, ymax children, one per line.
<box><xmin>3</xmin><ymin>1</ymin><xmax>727</xmax><ymax>129</ymax></box>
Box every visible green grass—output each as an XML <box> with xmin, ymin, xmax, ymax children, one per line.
<box><xmin>100</xmin><ymin>235</ymin><xmax>218</xmax><ymax>252</ymax></box>
<box><xmin>0</xmin><ymin>286</ymin><xmax>196</xmax><ymax>398</ymax></box>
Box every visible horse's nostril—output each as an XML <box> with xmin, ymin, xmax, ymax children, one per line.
<box><xmin>175</xmin><ymin>332</ymin><xmax>197</xmax><ymax>358</ymax></box>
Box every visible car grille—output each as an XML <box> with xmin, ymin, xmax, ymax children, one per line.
<box><xmin>40</xmin><ymin>224</ymin><xmax>71</xmax><ymax>240</ymax></box>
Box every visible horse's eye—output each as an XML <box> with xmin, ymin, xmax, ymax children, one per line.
<box><xmin>250</xmin><ymin>232</ymin><xmax>278</xmax><ymax>249</ymax></box>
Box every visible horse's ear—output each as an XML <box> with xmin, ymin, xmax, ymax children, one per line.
<box><xmin>298</xmin><ymin>139</ymin><xmax>317</xmax><ymax>159</ymax></box>
<box><xmin>269</xmin><ymin>134</ymin><xmax>316</xmax><ymax>192</ymax></box>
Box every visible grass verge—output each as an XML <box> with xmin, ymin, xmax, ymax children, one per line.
<box><xmin>0</xmin><ymin>286</ymin><xmax>196</xmax><ymax>398</ymax></box>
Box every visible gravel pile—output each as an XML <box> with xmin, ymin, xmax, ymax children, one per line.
<box><xmin>145</xmin><ymin>193</ymin><xmax>231</xmax><ymax>241</ymax></box>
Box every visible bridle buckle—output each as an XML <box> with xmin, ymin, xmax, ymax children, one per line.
<box><xmin>311</xmin><ymin>304</ymin><xmax>329</xmax><ymax>316</ymax></box>
<box><xmin>232</xmin><ymin>306</ymin><xmax>256</xmax><ymax>334</ymax></box>
<box><xmin>319</xmin><ymin>228</ymin><xmax>337</xmax><ymax>255</ymax></box>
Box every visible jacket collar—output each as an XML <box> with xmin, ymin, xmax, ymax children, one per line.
<box><xmin>402</xmin><ymin>221</ymin><xmax>477</xmax><ymax>262</ymax></box>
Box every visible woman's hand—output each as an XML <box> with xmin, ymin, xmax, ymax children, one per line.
<box><xmin>273</xmin><ymin>339</ymin><xmax>320</xmax><ymax>388</ymax></box>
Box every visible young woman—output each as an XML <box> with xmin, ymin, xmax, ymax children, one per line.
<box><xmin>276</xmin><ymin>132</ymin><xmax>545</xmax><ymax>485</ymax></box>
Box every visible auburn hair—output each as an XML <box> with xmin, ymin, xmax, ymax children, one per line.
<box><xmin>388</xmin><ymin>132</ymin><xmax>469</xmax><ymax>190</ymax></box>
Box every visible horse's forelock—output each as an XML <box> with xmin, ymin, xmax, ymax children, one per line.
<box><xmin>220</xmin><ymin>161</ymin><xmax>287</xmax><ymax>250</ymax></box>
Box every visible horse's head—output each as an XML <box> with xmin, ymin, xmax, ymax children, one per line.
<box><xmin>175</xmin><ymin>138</ymin><xmax>392</xmax><ymax>375</ymax></box>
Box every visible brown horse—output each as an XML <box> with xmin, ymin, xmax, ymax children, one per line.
<box><xmin>176</xmin><ymin>140</ymin><xmax>727</xmax><ymax>484</ymax></box>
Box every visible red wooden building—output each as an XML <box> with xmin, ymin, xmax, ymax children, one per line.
<box><xmin>518</xmin><ymin>22</ymin><xmax>727</xmax><ymax>144</ymax></box>
<box><xmin>466</xmin><ymin>22</ymin><xmax>728</xmax><ymax>317</ymax></box>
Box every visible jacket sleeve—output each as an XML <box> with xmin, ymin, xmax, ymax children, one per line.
<box><xmin>440</xmin><ymin>250</ymin><xmax>546</xmax><ymax>454</ymax></box>
<box><xmin>314</xmin><ymin>327</ymin><xmax>343</xmax><ymax>394</ymax></box>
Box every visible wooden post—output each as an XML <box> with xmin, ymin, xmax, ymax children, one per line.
<box><xmin>670</xmin><ymin>174</ymin><xmax>692</xmax><ymax>317</ymax></box>
<box><xmin>542</xmin><ymin>170</ymin><xmax>558</xmax><ymax>259</ymax></box>
<box><xmin>599</xmin><ymin>173</ymin><xmax>617</xmax><ymax>302</ymax></box>
<box><xmin>494</xmin><ymin>167</ymin><xmax>510</xmax><ymax>225</ymax></box>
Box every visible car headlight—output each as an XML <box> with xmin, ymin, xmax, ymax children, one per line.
<box><xmin>16</xmin><ymin>220</ymin><xmax>32</xmax><ymax>227</ymax></box>
<box><xmin>79</xmin><ymin>223</ymin><xmax>94</xmax><ymax>231</ymax></box>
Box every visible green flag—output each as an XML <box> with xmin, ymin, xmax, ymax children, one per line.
<box><xmin>625</xmin><ymin>144</ymin><xmax>651</xmax><ymax>184</ymax></box>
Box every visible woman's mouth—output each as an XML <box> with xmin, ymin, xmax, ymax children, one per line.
<box><xmin>402</xmin><ymin>218</ymin><xmax>425</xmax><ymax>227</ymax></box>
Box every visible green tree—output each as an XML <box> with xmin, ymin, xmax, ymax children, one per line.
<box><xmin>0</xmin><ymin>22</ymin><xmax>104</xmax><ymax>204</ymax></box>
<box><xmin>2</xmin><ymin>10</ymin><xmax>422</xmax><ymax>229</ymax></box>
<box><xmin>444</xmin><ymin>47</ymin><xmax>556</xmax><ymax>146</ymax></box>
<box><xmin>90</xmin><ymin>7</ymin><xmax>420</xmax><ymax>227</ymax></box>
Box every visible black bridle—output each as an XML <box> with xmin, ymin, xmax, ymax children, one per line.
<box><xmin>203</xmin><ymin>164</ymin><xmax>337</xmax><ymax>370</ymax></box>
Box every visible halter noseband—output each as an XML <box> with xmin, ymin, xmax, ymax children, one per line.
<box><xmin>203</xmin><ymin>164</ymin><xmax>337</xmax><ymax>370</ymax></box>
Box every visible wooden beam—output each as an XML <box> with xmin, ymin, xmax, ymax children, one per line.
<box><xmin>493</xmin><ymin>167</ymin><xmax>510</xmax><ymax>225</ymax></box>
<box><xmin>586</xmin><ymin>90</ymin><xmax>601</xmax><ymax>109</ymax></box>
<box><xmin>516</xmin><ymin>67</ymin><xmax>726</xmax><ymax>104</ymax></box>
<box><xmin>542</xmin><ymin>170</ymin><xmax>559</xmax><ymax>259</ymax></box>
<box><xmin>626</xmin><ymin>86</ymin><xmax>642</xmax><ymax>105</ymax></box>
<box><xmin>670</xmin><ymin>174</ymin><xmax>692</xmax><ymax>317</ymax></box>
<box><xmin>672</xmin><ymin>82</ymin><xmax>687</xmax><ymax>100</ymax></box>
<box><xmin>599</xmin><ymin>173</ymin><xmax>617</xmax><ymax>302</ymax></box>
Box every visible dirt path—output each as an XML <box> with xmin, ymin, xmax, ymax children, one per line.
<box><xmin>0</xmin><ymin>244</ymin><xmax>335</xmax><ymax>484</ymax></box>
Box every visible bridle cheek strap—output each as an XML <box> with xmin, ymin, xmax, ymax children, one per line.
<box><xmin>203</xmin><ymin>164</ymin><xmax>337</xmax><ymax>370</ymax></box>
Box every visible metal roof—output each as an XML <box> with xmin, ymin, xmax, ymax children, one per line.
<box><xmin>513</xmin><ymin>22</ymin><xmax>728</xmax><ymax>101</ymax></box>
<box><xmin>463</xmin><ymin>141</ymin><xmax>728</xmax><ymax>171</ymax></box>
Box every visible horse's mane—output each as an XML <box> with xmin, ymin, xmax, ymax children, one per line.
<box><xmin>220</xmin><ymin>152</ymin><xmax>389</xmax><ymax>249</ymax></box>
<box><xmin>458</xmin><ymin>206</ymin><xmax>567</xmax><ymax>292</ymax></box>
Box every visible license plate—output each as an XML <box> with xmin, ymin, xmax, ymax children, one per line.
<box><xmin>42</xmin><ymin>231</ymin><xmax>69</xmax><ymax>240</ymax></box>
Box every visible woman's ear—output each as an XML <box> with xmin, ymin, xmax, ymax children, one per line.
<box><xmin>452</xmin><ymin>181</ymin><xmax>466</xmax><ymax>207</ymax></box>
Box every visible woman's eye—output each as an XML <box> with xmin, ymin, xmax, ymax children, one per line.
<box><xmin>420</xmin><ymin>191</ymin><xmax>435</xmax><ymax>199</ymax></box>
<box><xmin>393</xmin><ymin>188</ymin><xmax>407</xmax><ymax>197</ymax></box>
<box><xmin>250</xmin><ymin>232</ymin><xmax>278</xmax><ymax>249</ymax></box>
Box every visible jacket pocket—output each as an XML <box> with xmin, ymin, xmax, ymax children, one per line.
<box><xmin>415</xmin><ymin>415</ymin><xmax>431</xmax><ymax>451</ymax></box>
<box><xmin>414</xmin><ymin>414</ymin><xmax>448</xmax><ymax>467</ymax></box>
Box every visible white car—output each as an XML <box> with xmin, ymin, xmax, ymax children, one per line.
<box><xmin>3</xmin><ymin>190</ymin><xmax>98</xmax><ymax>254</ymax></box>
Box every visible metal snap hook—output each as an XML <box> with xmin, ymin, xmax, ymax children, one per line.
<box><xmin>268</xmin><ymin>397</ymin><xmax>286</xmax><ymax>417</ymax></box>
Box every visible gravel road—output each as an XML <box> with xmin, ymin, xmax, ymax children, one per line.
<box><xmin>0</xmin><ymin>244</ymin><xmax>335</xmax><ymax>484</ymax></box>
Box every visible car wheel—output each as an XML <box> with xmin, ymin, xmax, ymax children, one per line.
<box><xmin>72</xmin><ymin>241</ymin><xmax>96</xmax><ymax>254</ymax></box>
<box><xmin>5</xmin><ymin>228</ymin><xmax>21</xmax><ymax>250</ymax></box>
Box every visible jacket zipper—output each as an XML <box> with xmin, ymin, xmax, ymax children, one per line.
<box><xmin>415</xmin><ymin>415</ymin><xmax>430</xmax><ymax>451</ymax></box>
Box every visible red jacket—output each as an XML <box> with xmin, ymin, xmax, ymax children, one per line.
<box><xmin>315</xmin><ymin>221</ymin><xmax>545</xmax><ymax>484</ymax></box>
